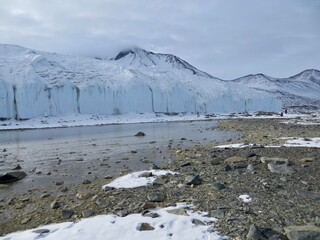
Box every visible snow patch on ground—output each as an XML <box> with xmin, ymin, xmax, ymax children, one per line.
<box><xmin>102</xmin><ymin>170</ymin><xmax>177</xmax><ymax>189</ymax></box>
<box><xmin>215</xmin><ymin>137</ymin><xmax>320</xmax><ymax>149</ymax></box>
<box><xmin>239</xmin><ymin>195</ymin><xmax>252</xmax><ymax>203</ymax></box>
<box><xmin>0</xmin><ymin>204</ymin><xmax>227</xmax><ymax>240</ymax></box>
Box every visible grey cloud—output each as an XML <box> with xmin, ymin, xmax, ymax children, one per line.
<box><xmin>0</xmin><ymin>0</ymin><xmax>319</xmax><ymax>79</ymax></box>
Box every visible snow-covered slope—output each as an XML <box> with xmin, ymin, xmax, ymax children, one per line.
<box><xmin>0</xmin><ymin>44</ymin><xmax>315</xmax><ymax>120</ymax></box>
<box><xmin>232</xmin><ymin>69</ymin><xmax>320</xmax><ymax>111</ymax></box>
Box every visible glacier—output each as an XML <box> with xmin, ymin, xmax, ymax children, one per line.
<box><xmin>1</xmin><ymin>44</ymin><xmax>318</xmax><ymax>120</ymax></box>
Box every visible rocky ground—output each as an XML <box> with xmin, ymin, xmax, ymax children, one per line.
<box><xmin>0</xmin><ymin>117</ymin><xmax>320</xmax><ymax>239</ymax></box>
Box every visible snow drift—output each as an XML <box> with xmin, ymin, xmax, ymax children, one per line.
<box><xmin>0</xmin><ymin>44</ymin><xmax>317</xmax><ymax>120</ymax></box>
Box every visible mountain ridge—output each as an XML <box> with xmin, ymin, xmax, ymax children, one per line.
<box><xmin>0</xmin><ymin>43</ymin><xmax>319</xmax><ymax>120</ymax></box>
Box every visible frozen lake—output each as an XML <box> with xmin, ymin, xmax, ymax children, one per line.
<box><xmin>0</xmin><ymin>120</ymin><xmax>237</xmax><ymax>197</ymax></box>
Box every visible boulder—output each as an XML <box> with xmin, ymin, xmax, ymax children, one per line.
<box><xmin>0</xmin><ymin>171</ymin><xmax>27</xmax><ymax>184</ymax></box>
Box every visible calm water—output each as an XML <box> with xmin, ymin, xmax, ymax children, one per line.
<box><xmin>0</xmin><ymin>120</ymin><xmax>237</xmax><ymax>196</ymax></box>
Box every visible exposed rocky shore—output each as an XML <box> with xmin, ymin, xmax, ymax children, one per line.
<box><xmin>0</xmin><ymin>117</ymin><xmax>320</xmax><ymax>239</ymax></box>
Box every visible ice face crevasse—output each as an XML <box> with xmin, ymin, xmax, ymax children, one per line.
<box><xmin>2</xmin><ymin>44</ymin><xmax>318</xmax><ymax>120</ymax></box>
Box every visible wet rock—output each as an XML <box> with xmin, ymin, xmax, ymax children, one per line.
<box><xmin>268</xmin><ymin>163</ymin><xmax>294</xmax><ymax>175</ymax></box>
<box><xmin>185</xmin><ymin>175</ymin><xmax>201</xmax><ymax>185</ymax></box>
<box><xmin>136</xmin><ymin>222</ymin><xmax>154</xmax><ymax>231</ymax></box>
<box><xmin>284</xmin><ymin>225</ymin><xmax>320</xmax><ymax>240</ymax></box>
<box><xmin>135</xmin><ymin>132</ymin><xmax>146</xmax><ymax>137</ymax></box>
<box><xmin>147</xmin><ymin>192</ymin><xmax>165</xmax><ymax>202</ymax></box>
<box><xmin>224</xmin><ymin>156</ymin><xmax>245</xmax><ymax>164</ymax></box>
<box><xmin>246</xmin><ymin>224</ymin><xmax>267</xmax><ymax>240</ymax></box>
<box><xmin>0</xmin><ymin>171</ymin><xmax>27</xmax><ymax>184</ymax></box>
<box><xmin>61</xmin><ymin>210</ymin><xmax>74</xmax><ymax>219</ymax></box>
<box><xmin>82</xmin><ymin>179</ymin><xmax>91</xmax><ymax>184</ymax></box>
<box><xmin>82</xmin><ymin>209</ymin><xmax>95</xmax><ymax>218</ymax></box>
<box><xmin>55</xmin><ymin>181</ymin><xmax>64</xmax><ymax>186</ymax></box>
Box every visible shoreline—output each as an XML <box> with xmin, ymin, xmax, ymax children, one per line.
<box><xmin>0</xmin><ymin>117</ymin><xmax>320</xmax><ymax>239</ymax></box>
<box><xmin>1</xmin><ymin>111</ymin><xmax>319</xmax><ymax>131</ymax></box>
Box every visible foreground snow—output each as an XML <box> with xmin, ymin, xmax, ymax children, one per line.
<box><xmin>1</xmin><ymin>204</ymin><xmax>226</xmax><ymax>240</ymax></box>
<box><xmin>215</xmin><ymin>137</ymin><xmax>320</xmax><ymax>148</ymax></box>
<box><xmin>102</xmin><ymin>170</ymin><xmax>177</xmax><ymax>189</ymax></box>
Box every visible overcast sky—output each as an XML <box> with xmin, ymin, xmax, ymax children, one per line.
<box><xmin>0</xmin><ymin>0</ymin><xmax>319</xmax><ymax>79</ymax></box>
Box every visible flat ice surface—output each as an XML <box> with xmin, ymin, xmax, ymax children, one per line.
<box><xmin>103</xmin><ymin>170</ymin><xmax>177</xmax><ymax>189</ymax></box>
<box><xmin>0</xmin><ymin>204</ymin><xmax>227</xmax><ymax>240</ymax></box>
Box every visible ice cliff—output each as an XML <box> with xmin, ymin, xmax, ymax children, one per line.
<box><xmin>0</xmin><ymin>44</ymin><xmax>317</xmax><ymax>120</ymax></box>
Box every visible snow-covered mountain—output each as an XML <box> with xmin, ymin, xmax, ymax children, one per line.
<box><xmin>232</xmin><ymin>69</ymin><xmax>320</xmax><ymax>111</ymax></box>
<box><xmin>0</xmin><ymin>44</ymin><xmax>317</xmax><ymax>120</ymax></box>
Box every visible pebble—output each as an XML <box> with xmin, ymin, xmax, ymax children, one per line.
<box><xmin>147</xmin><ymin>192</ymin><xmax>165</xmax><ymax>202</ymax></box>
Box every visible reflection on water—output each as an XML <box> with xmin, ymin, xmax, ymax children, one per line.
<box><xmin>0</xmin><ymin>120</ymin><xmax>237</xmax><ymax>196</ymax></box>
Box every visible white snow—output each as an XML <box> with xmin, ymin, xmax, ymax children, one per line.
<box><xmin>215</xmin><ymin>137</ymin><xmax>320</xmax><ymax>149</ymax></box>
<box><xmin>0</xmin><ymin>44</ymin><xmax>283</xmax><ymax>120</ymax></box>
<box><xmin>102</xmin><ymin>170</ymin><xmax>177</xmax><ymax>189</ymax></box>
<box><xmin>283</xmin><ymin>137</ymin><xmax>320</xmax><ymax>148</ymax></box>
<box><xmin>239</xmin><ymin>195</ymin><xmax>252</xmax><ymax>203</ymax></box>
<box><xmin>0</xmin><ymin>204</ymin><xmax>227</xmax><ymax>240</ymax></box>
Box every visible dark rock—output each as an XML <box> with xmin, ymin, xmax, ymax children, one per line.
<box><xmin>61</xmin><ymin>210</ymin><xmax>74</xmax><ymax>219</ymax></box>
<box><xmin>232</xmin><ymin>162</ymin><xmax>248</xmax><ymax>169</ymax></box>
<box><xmin>33</xmin><ymin>229</ymin><xmax>50</xmax><ymax>234</ymax></box>
<box><xmin>135</xmin><ymin>132</ymin><xmax>146</xmax><ymax>137</ymax></box>
<box><xmin>136</xmin><ymin>222</ymin><xmax>155</xmax><ymax>231</ymax></box>
<box><xmin>284</xmin><ymin>225</ymin><xmax>320</xmax><ymax>240</ymax></box>
<box><xmin>180</xmin><ymin>162</ymin><xmax>191</xmax><ymax>167</ymax></box>
<box><xmin>192</xmin><ymin>219</ymin><xmax>206</xmax><ymax>226</ymax></box>
<box><xmin>117</xmin><ymin>209</ymin><xmax>129</xmax><ymax>217</ymax></box>
<box><xmin>82</xmin><ymin>179</ymin><xmax>91</xmax><ymax>184</ymax></box>
<box><xmin>12</xmin><ymin>164</ymin><xmax>22</xmax><ymax>170</ymax></box>
<box><xmin>247</xmin><ymin>153</ymin><xmax>257</xmax><ymax>158</ymax></box>
<box><xmin>224</xmin><ymin>164</ymin><xmax>232</xmax><ymax>171</ymax></box>
<box><xmin>144</xmin><ymin>212</ymin><xmax>160</xmax><ymax>218</ymax></box>
<box><xmin>55</xmin><ymin>181</ymin><xmax>64</xmax><ymax>186</ymax></box>
<box><xmin>246</xmin><ymin>224</ymin><xmax>267</xmax><ymax>240</ymax></box>
<box><xmin>40</xmin><ymin>193</ymin><xmax>50</xmax><ymax>198</ymax></box>
<box><xmin>147</xmin><ymin>192</ymin><xmax>165</xmax><ymax>202</ymax></box>
<box><xmin>185</xmin><ymin>175</ymin><xmax>201</xmax><ymax>185</ymax></box>
<box><xmin>139</xmin><ymin>172</ymin><xmax>153</xmax><ymax>178</ymax></box>
<box><xmin>213</xmin><ymin>182</ymin><xmax>226</xmax><ymax>190</ymax></box>
<box><xmin>104</xmin><ymin>186</ymin><xmax>115</xmax><ymax>192</ymax></box>
<box><xmin>50</xmin><ymin>200</ymin><xmax>60</xmax><ymax>209</ymax></box>
<box><xmin>82</xmin><ymin>209</ymin><xmax>95</xmax><ymax>218</ymax></box>
<box><xmin>0</xmin><ymin>171</ymin><xmax>27</xmax><ymax>184</ymax></box>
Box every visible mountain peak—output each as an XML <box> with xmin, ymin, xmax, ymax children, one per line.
<box><xmin>111</xmin><ymin>47</ymin><xmax>214</xmax><ymax>78</ymax></box>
